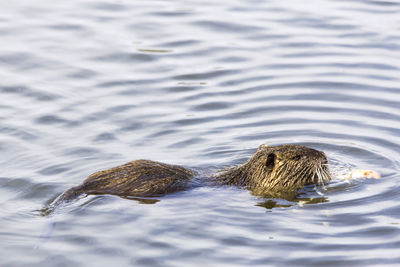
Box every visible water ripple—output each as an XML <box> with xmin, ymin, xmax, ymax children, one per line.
<box><xmin>1</xmin><ymin>0</ymin><xmax>400</xmax><ymax>266</ymax></box>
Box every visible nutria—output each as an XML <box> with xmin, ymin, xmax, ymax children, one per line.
<box><xmin>216</xmin><ymin>144</ymin><xmax>330</xmax><ymax>196</ymax></box>
<box><xmin>50</xmin><ymin>144</ymin><xmax>330</xmax><ymax>208</ymax></box>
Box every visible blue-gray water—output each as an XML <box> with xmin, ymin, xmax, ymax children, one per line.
<box><xmin>1</xmin><ymin>0</ymin><xmax>400</xmax><ymax>266</ymax></box>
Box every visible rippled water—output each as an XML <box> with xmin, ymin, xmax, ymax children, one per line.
<box><xmin>1</xmin><ymin>0</ymin><xmax>400</xmax><ymax>266</ymax></box>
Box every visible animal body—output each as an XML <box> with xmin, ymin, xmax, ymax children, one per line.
<box><xmin>51</xmin><ymin>144</ymin><xmax>330</xmax><ymax>208</ymax></box>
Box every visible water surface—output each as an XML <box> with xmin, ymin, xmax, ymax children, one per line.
<box><xmin>1</xmin><ymin>0</ymin><xmax>400</xmax><ymax>266</ymax></box>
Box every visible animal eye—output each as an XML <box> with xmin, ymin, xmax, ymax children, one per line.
<box><xmin>292</xmin><ymin>155</ymin><xmax>301</xmax><ymax>161</ymax></box>
<box><xmin>265</xmin><ymin>153</ymin><xmax>276</xmax><ymax>169</ymax></box>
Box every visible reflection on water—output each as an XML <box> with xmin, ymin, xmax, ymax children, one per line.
<box><xmin>122</xmin><ymin>196</ymin><xmax>161</xmax><ymax>204</ymax></box>
<box><xmin>1</xmin><ymin>0</ymin><xmax>400</xmax><ymax>266</ymax></box>
<box><xmin>256</xmin><ymin>196</ymin><xmax>329</xmax><ymax>210</ymax></box>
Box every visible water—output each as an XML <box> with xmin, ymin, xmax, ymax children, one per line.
<box><xmin>1</xmin><ymin>0</ymin><xmax>400</xmax><ymax>266</ymax></box>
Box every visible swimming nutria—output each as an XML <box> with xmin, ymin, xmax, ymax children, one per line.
<box><xmin>49</xmin><ymin>144</ymin><xmax>330</xmax><ymax>208</ymax></box>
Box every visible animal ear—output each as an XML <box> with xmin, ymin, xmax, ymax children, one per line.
<box><xmin>265</xmin><ymin>153</ymin><xmax>276</xmax><ymax>170</ymax></box>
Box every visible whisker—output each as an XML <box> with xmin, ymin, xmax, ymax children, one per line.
<box><xmin>322</xmin><ymin>166</ymin><xmax>331</xmax><ymax>183</ymax></box>
<box><xmin>316</xmin><ymin>166</ymin><xmax>325</xmax><ymax>186</ymax></box>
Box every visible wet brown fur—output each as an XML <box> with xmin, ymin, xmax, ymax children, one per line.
<box><xmin>216</xmin><ymin>144</ymin><xmax>330</xmax><ymax>197</ymax></box>
<box><xmin>53</xmin><ymin>144</ymin><xmax>330</xmax><ymax>206</ymax></box>
<box><xmin>52</xmin><ymin>160</ymin><xmax>195</xmax><ymax>207</ymax></box>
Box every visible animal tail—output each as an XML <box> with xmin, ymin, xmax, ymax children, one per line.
<box><xmin>40</xmin><ymin>186</ymin><xmax>84</xmax><ymax>216</ymax></box>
